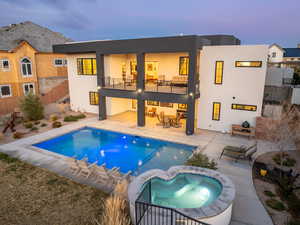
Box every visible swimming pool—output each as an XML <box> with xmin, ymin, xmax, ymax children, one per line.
<box><xmin>33</xmin><ymin>127</ymin><xmax>196</xmax><ymax>175</ymax></box>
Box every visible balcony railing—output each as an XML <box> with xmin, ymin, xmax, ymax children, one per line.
<box><xmin>135</xmin><ymin>179</ymin><xmax>210</xmax><ymax>225</ymax></box>
<box><xmin>104</xmin><ymin>77</ymin><xmax>137</xmax><ymax>90</ymax></box>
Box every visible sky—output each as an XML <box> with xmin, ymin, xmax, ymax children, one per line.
<box><xmin>0</xmin><ymin>0</ymin><xmax>299</xmax><ymax>47</ymax></box>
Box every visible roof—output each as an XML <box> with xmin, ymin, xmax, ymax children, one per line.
<box><xmin>0</xmin><ymin>21</ymin><xmax>72</xmax><ymax>52</ymax></box>
<box><xmin>53</xmin><ymin>34</ymin><xmax>241</xmax><ymax>54</ymax></box>
<box><xmin>269</xmin><ymin>43</ymin><xmax>284</xmax><ymax>52</ymax></box>
<box><xmin>283</xmin><ymin>48</ymin><xmax>300</xmax><ymax>57</ymax></box>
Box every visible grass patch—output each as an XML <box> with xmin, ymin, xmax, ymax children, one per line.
<box><xmin>266</xmin><ymin>199</ymin><xmax>286</xmax><ymax>211</ymax></box>
<box><xmin>185</xmin><ymin>152</ymin><xmax>218</xmax><ymax>170</ymax></box>
<box><xmin>264</xmin><ymin>190</ymin><xmax>276</xmax><ymax>198</ymax></box>
<box><xmin>23</xmin><ymin>122</ymin><xmax>33</xmax><ymax>129</ymax></box>
<box><xmin>0</xmin><ymin>152</ymin><xmax>18</xmax><ymax>164</ymax></box>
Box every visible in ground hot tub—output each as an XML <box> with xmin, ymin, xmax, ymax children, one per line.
<box><xmin>128</xmin><ymin>166</ymin><xmax>235</xmax><ymax>225</ymax></box>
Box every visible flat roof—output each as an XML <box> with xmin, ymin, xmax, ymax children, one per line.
<box><xmin>53</xmin><ymin>34</ymin><xmax>240</xmax><ymax>54</ymax></box>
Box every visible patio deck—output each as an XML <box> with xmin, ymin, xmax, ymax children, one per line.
<box><xmin>0</xmin><ymin>116</ymin><xmax>295</xmax><ymax>225</ymax></box>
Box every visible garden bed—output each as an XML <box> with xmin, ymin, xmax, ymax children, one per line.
<box><xmin>0</xmin><ymin>111</ymin><xmax>95</xmax><ymax>144</ymax></box>
<box><xmin>0</xmin><ymin>152</ymin><xmax>108</xmax><ymax>225</ymax></box>
<box><xmin>253</xmin><ymin>151</ymin><xmax>300</xmax><ymax>225</ymax></box>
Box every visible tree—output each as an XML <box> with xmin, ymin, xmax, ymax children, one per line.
<box><xmin>20</xmin><ymin>92</ymin><xmax>44</xmax><ymax>121</ymax></box>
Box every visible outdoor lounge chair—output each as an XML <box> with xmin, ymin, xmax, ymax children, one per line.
<box><xmin>66</xmin><ymin>157</ymin><xmax>80</xmax><ymax>175</ymax></box>
<box><xmin>219</xmin><ymin>142</ymin><xmax>257</xmax><ymax>163</ymax></box>
<box><xmin>77</xmin><ymin>160</ymin><xmax>98</xmax><ymax>178</ymax></box>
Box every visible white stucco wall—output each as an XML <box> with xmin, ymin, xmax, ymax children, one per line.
<box><xmin>67</xmin><ymin>53</ymin><xmax>99</xmax><ymax>114</ymax></box>
<box><xmin>67</xmin><ymin>54</ymin><xmax>132</xmax><ymax>116</ymax></box>
<box><xmin>291</xmin><ymin>88</ymin><xmax>300</xmax><ymax>105</ymax></box>
<box><xmin>268</xmin><ymin>45</ymin><xmax>284</xmax><ymax>63</ymax></box>
<box><xmin>197</xmin><ymin>45</ymin><xmax>268</xmax><ymax>132</ymax></box>
<box><xmin>265</xmin><ymin>67</ymin><xmax>294</xmax><ymax>86</ymax></box>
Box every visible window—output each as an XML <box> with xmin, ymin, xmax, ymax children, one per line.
<box><xmin>89</xmin><ymin>92</ymin><xmax>99</xmax><ymax>105</ymax></box>
<box><xmin>232</xmin><ymin>104</ymin><xmax>257</xmax><ymax>111</ymax></box>
<box><xmin>130</xmin><ymin>61</ymin><xmax>137</xmax><ymax>76</ymax></box>
<box><xmin>21</xmin><ymin>58</ymin><xmax>32</xmax><ymax>76</ymax></box>
<box><xmin>0</xmin><ymin>59</ymin><xmax>10</xmax><ymax>71</ymax></box>
<box><xmin>0</xmin><ymin>85</ymin><xmax>12</xmax><ymax>97</ymax></box>
<box><xmin>212</xmin><ymin>102</ymin><xmax>221</xmax><ymax>121</ymax></box>
<box><xmin>214</xmin><ymin>61</ymin><xmax>224</xmax><ymax>84</ymax></box>
<box><xmin>179</xmin><ymin>56</ymin><xmax>189</xmax><ymax>75</ymax></box>
<box><xmin>77</xmin><ymin>58</ymin><xmax>97</xmax><ymax>75</ymax></box>
<box><xmin>272</xmin><ymin>52</ymin><xmax>276</xmax><ymax>58</ymax></box>
<box><xmin>54</xmin><ymin>58</ymin><xmax>67</xmax><ymax>67</ymax></box>
<box><xmin>235</xmin><ymin>61</ymin><xmax>262</xmax><ymax>67</ymax></box>
<box><xmin>23</xmin><ymin>83</ymin><xmax>35</xmax><ymax>95</ymax></box>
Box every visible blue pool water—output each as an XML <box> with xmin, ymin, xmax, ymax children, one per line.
<box><xmin>143</xmin><ymin>174</ymin><xmax>222</xmax><ymax>208</ymax></box>
<box><xmin>33</xmin><ymin>127</ymin><xmax>196</xmax><ymax>175</ymax></box>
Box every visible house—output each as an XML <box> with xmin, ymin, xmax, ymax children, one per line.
<box><xmin>53</xmin><ymin>35</ymin><xmax>268</xmax><ymax>134</ymax></box>
<box><xmin>0</xmin><ymin>21</ymin><xmax>71</xmax><ymax>115</ymax></box>
<box><xmin>268</xmin><ymin>43</ymin><xmax>300</xmax><ymax>66</ymax></box>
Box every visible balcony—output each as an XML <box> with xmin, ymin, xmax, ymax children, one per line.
<box><xmin>104</xmin><ymin>76</ymin><xmax>188</xmax><ymax>94</ymax></box>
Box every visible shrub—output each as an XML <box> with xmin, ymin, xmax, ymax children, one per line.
<box><xmin>52</xmin><ymin>121</ymin><xmax>62</xmax><ymax>128</ymax></box>
<box><xmin>13</xmin><ymin>132</ymin><xmax>24</xmax><ymax>139</ymax></box>
<box><xmin>34</xmin><ymin>121</ymin><xmax>41</xmax><ymax>125</ymax></box>
<box><xmin>287</xmin><ymin>195</ymin><xmax>300</xmax><ymax>218</ymax></box>
<box><xmin>30</xmin><ymin>126</ymin><xmax>38</xmax><ymax>132</ymax></box>
<box><xmin>287</xmin><ymin>219</ymin><xmax>300</xmax><ymax>225</ymax></box>
<box><xmin>101</xmin><ymin>195</ymin><xmax>131</xmax><ymax>225</ymax></box>
<box><xmin>266</xmin><ymin>199</ymin><xmax>285</xmax><ymax>211</ymax></box>
<box><xmin>64</xmin><ymin>114</ymin><xmax>86</xmax><ymax>122</ymax></box>
<box><xmin>264</xmin><ymin>190</ymin><xmax>276</xmax><ymax>198</ymax></box>
<box><xmin>64</xmin><ymin>115</ymin><xmax>78</xmax><ymax>122</ymax></box>
<box><xmin>20</xmin><ymin>92</ymin><xmax>44</xmax><ymax>121</ymax></box>
<box><xmin>185</xmin><ymin>152</ymin><xmax>217</xmax><ymax>170</ymax></box>
<box><xmin>50</xmin><ymin>115</ymin><xmax>58</xmax><ymax>121</ymax></box>
<box><xmin>40</xmin><ymin>123</ymin><xmax>47</xmax><ymax>127</ymax></box>
<box><xmin>272</xmin><ymin>153</ymin><xmax>296</xmax><ymax>167</ymax></box>
<box><xmin>23</xmin><ymin>122</ymin><xmax>33</xmax><ymax>129</ymax></box>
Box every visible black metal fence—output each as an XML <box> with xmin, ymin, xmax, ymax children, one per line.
<box><xmin>135</xmin><ymin>179</ymin><xmax>210</xmax><ymax>225</ymax></box>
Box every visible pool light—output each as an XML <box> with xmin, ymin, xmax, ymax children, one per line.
<box><xmin>146</xmin><ymin>143</ymin><xmax>150</xmax><ymax>147</ymax></box>
<box><xmin>124</xmin><ymin>145</ymin><xmax>128</xmax><ymax>149</ymax></box>
<box><xmin>138</xmin><ymin>160</ymin><xmax>143</xmax><ymax>166</ymax></box>
<box><xmin>122</xmin><ymin>136</ymin><xmax>126</xmax><ymax>139</ymax></box>
<box><xmin>100</xmin><ymin>150</ymin><xmax>105</xmax><ymax>157</ymax></box>
<box><xmin>133</xmin><ymin>140</ymin><xmax>137</xmax><ymax>144</ymax></box>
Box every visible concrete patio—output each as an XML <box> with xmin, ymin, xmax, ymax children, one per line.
<box><xmin>0</xmin><ymin>116</ymin><xmax>294</xmax><ymax>225</ymax></box>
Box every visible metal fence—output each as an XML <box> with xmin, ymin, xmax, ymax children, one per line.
<box><xmin>135</xmin><ymin>179</ymin><xmax>209</xmax><ymax>225</ymax></box>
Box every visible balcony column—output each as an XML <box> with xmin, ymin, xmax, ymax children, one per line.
<box><xmin>96</xmin><ymin>52</ymin><xmax>107</xmax><ymax>120</ymax></box>
<box><xmin>137</xmin><ymin>53</ymin><xmax>145</xmax><ymax>127</ymax></box>
<box><xmin>186</xmin><ymin>49</ymin><xmax>197</xmax><ymax>135</ymax></box>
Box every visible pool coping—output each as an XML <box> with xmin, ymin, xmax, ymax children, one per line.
<box><xmin>128</xmin><ymin>166</ymin><xmax>235</xmax><ymax>220</ymax></box>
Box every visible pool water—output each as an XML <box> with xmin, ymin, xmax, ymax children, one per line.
<box><xmin>33</xmin><ymin>127</ymin><xmax>195</xmax><ymax>175</ymax></box>
<box><xmin>148</xmin><ymin>173</ymin><xmax>222</xmax><ymax>208</ymax></box>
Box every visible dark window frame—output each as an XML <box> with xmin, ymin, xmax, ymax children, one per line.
<box><xmin>0</xmin><ymin>85</ymin><xmax>12</xmax><ymax>97</ymax></box>
<box><xmin>212</xmin><ymin>102</ymin><xmax>221</xmax><ymax>121</ymax></box>
<box><xmin>89</xmin><ymin>91</ymin><xmax>99</xmax><ymax>105</ymax></box>
<box><xmin>235</xmin><ymin>61</ymin><xmax>262</xmax><ymax>68</ymax></box>
<box><xmin>179</xmin><ymin>56</ymin><xmax>189</xmax><ymax>76</ymax></box>
<box><xmin>231</xmin><ymin>104</ymin><xmax>257</xmax><ymax>112</ymax></box>
<box><xmin>214</xmin><ymin>61</ymin><xmax>224</xmax><ymax>84</ymax></box>
<box><xmin>77</xmin><ymin>58</ymin><xmax>97</xmax><ymax>76</ymax></box>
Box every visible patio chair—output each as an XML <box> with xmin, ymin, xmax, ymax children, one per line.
<box><xmin>66</xmin><ymin>157</ymin><xmax>80</xmax><ymax>175</ymax></box>
<box><xmin>148</xmin><ymin>107</ymin><xmax>157</xmax><ymax>117</ymax></box>
<box><xmin>220</xmin><ymin>142</ymin><xmax>257</xmax><ymax>163</ymax></box>
<box><xmin>156</xmin><ymin>112</ymin><xmax>164</xmax><ymax>126</ymax></box>
<box><xmin>172</xmin><ymin>114</ymin><xmax>182</xmax><ymax>128</ymax></box>
<box><xmin>77</xmin><ymin>160</ymin><xmax>97</xmax><ymax>178</ymax></box>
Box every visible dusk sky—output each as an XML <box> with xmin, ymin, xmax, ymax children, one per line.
<box><xmin>1</xmin><ymin>0</ymin><xmax>299</xmax><ymax>47</ymax></box>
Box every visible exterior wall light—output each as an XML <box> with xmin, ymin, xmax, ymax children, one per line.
<box><xmin>137</xmin><ymin>89</ymin><xmax>142</xmax><ymax>93</ymax></box>
<box><xmin>189</xmin><ymin>92</ymin><xmax>194</xmax><ymax>97</ymax></box>
<box><xmin>97</xmin><ymin>86</ymin><xmax>101</xmax><ymax>90</ymax></box>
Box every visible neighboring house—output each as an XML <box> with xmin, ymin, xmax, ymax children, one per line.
<box><xmin>0</xmin><ymin>21</ymin><xmax>71</xmax><ymax>115</ymax></box>
<box><xmin>54</xmin><ymin>35</ymin><xmax>268</xmax><ymax>134</ymax></box>
<box><xmin>268</xmin><ymin>43</ymin><xmax>284</xmax><ymax>63</ymax></box>
<box><xmin>268</xmin><ymin>43</ymin><xmax>300</xmax><ymax>66</ymax></box>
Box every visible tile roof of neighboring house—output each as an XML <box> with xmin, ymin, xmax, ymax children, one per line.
<box><xmin>0</xmin><ymin>21</ymin><xmax>72</xmax><ymax>52</ymax></box>
<box><xmin>283</xmin><ymin>48</ymin><xmax>300</xmax><ymax>57</ymax></box>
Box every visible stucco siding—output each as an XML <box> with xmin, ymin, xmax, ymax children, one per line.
<box><xmin>197</xmin><ymin>45</ymin><xmax>268</xmax><ymax>132</ymax></box>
